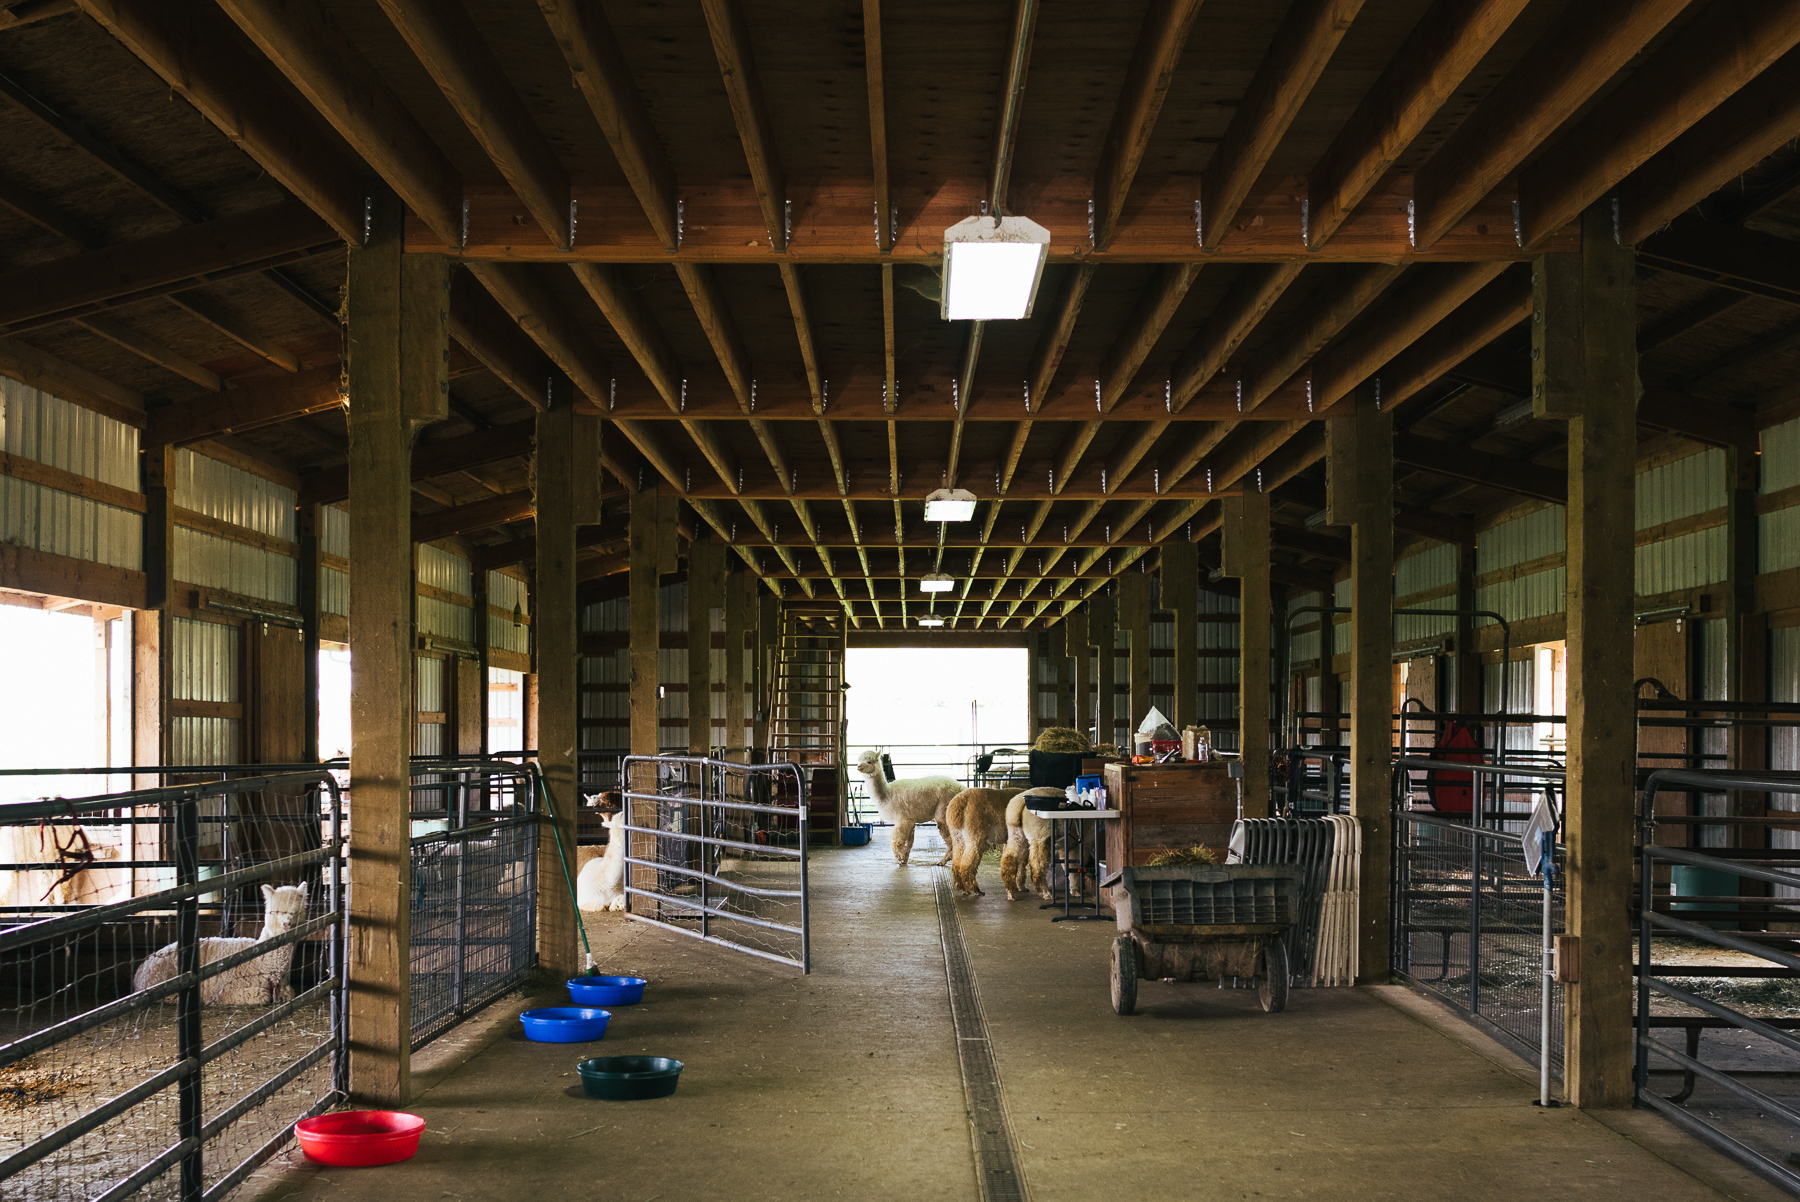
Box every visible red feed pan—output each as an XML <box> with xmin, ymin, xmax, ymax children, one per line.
<box><xmin>295</xmin><ymin>1111</ymin><xmax>426</xmax><ymax>1167</ymax></box>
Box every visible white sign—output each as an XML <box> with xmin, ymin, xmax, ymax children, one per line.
<box><xmin>1522</xmin><ymin>793</ymin><xmax>1559</xmax><ymax>877</ymax></box>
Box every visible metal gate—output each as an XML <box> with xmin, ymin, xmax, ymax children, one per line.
<box><xmin>619</xmin><ymin>756</ymin><xmax>810</xmax><ymax>972</ymax></box>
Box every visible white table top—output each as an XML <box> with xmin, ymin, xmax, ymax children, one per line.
<box><xmin>1028</xmin><ymin>808</ymin><xmax>1120</xmax><ymax>820</ymax></box>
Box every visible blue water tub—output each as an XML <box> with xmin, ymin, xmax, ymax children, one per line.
<box><xmin>567</xmin><ymin>976</ymin><xmax>648</xmax><ymax>1006</ymax></box>
<box><xmin>841</xmin><ymin>824</ymin><xmax>872</xmax><ymax>847</ymax></box>
<box><xmin>520</xmin><ymin>1007</ymin><xmax>611</xmax><ymax>1042</ymax></box>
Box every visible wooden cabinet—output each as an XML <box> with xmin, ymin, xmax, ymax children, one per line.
<box><xmin>1102</xmin><ymin>761</ymin><xmax>1239</xmax><ymax>872</ymax></box>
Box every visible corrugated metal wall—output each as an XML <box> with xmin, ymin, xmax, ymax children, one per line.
<box><xmin>1476</xmin><ymin>505</ymin><xmax>1566</xmax><ymax>626</ymax></box>
<box><xmin>168</xmin><ymin>617</ymin><xmax>239</xmax><ymax>766</ymax></box>
<box><xmin>320</xmin><ymin>505</ymin><xmax>349</xmax><ymax>619</ymax></box>
<box><xmin>416</xmin><ymin>543</ymin><xmax>474</xmax><ymax>643</ymax></box>
<box><xmin>172</xmin><ymin>449</ymin><xmax>297</xmax><ymax>606</ymax></box>
<box><xmin>1762</xmin><ymin>418</ymin><xmax>1800</xmax><ymax>575</ymax></box>
<box><xmin>1636</xmin><ymin>449</ymin><xmax>1727</xmax><ymax>595</ymax></box>
<box><xmin>0</xmin><ymin>379</ymin><xmax>141</xmax><ymax>569</ymax></box>
<box><xmin>1771</xmin><ymin>628</ymin><xmax>1800</xmax><ymax>887</ymax></box>
<box><xmin>487</xmin><ymin>571</ymin><xmax>530</xmax><ymax>655</ymax></box>
<box><xmin>415</xmin><ymin>655</ymin><xmax>445</xmax><ymax>755</ymax></box>
<box><xmin>1394</xmin><ymin>543</ymin><xmax>1457</xmax><ymax>642</ymax></box>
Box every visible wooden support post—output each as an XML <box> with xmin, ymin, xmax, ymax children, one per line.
<box><xmin>1453</xmin><ymin>541</ymin><xmax>1481</xmax><ymax>715</ymax></box>
<box><xmin>1536</xmin><ymin>202</ymin><xmax>1637</xmax><ymax>1109</ymax></box>
<box><xmin>533</xmin><ymin>401</ymin><xmax>599</xmax><ymax>979</ymax></box>
<box><xmin>472</xmin><ymin>564</ymin><xmax>490</xmax><ymax>755</ymax></box>
<box><xmin>1119</xmin><ymin>572</ymin><xmax>1152</xmax><ymax>741</ymax></box>
<box><xmin>755</xmin><ymin>590</ymin><xmax>778</xmax><ymax>756</ymax></box>
<box><xmin>628</xmin><ymin>487</ymin><xmax>678</xmax><ymax>760</ymax></box>
<box><xmin>1064</xmin><ymin>608</ymin><xmax>1090</xmax><ymax>739</ymax></box>
<box><xmin>137</xmin><ymin>444</ymin><xmax>176</xmax><ymax>777</ymax></box>
<box><xmin>1028</xmin><ymin>632</ymin><xmax>1045</xmax><ymax>741</ymax></box>
<box><xmin>1048</xmin><ymin>622</ymin><xmax>1069</xmax><ymax>729</ymax></box>
<box><xmin>344</xmin><ymin>187</ymin><xmax>448</xmax><ymax>1106</ymax></box>
<box><xmin>686</xmin><ymin>538</ymin><xmax>725</xmax><ymax>756</ymax></box>
<box><xmin>1726</xmin><ymin>446</ymin><xmax>1767</xmax><ymax>850</ymax></box>
<box><xmin>1090</xmin><ymin>592</ymin><xmax>1116</xmax><ymax>749</ymax></box>
<box><xmin>1329</xmin><ymin>393</ymin><xmax>1393</xmax><ymax>985</ymax></box>
<box><xmin>298</xmin><ymin>503</ymin><xmax>322</xmax><ymax>763</ymax></box>
<box><xmin>725</xmin><ymin>571</ymin><xmax>751</xmax><ymax>758</ymax></box>
<box><xmin>1222</xmin><ymin>489</ymin><xmax>1272</xmax><ymax>818</ymax></box>
<box><xmin>1161</xmin><ymin>539</ymin><xmax>1199</xmax><ymax>731</ymax></box>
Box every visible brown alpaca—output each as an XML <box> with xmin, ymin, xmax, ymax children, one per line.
<box><xmin>945</xmin><ymin>787</ymin><xmax>1017</xmax><ymax>896</ymax></box>
<box><xmin>1001</xmin><ymin>788</ymin><xmax>1066</xmax><ymax>901</ymax></box>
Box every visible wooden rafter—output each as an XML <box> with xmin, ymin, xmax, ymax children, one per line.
<box><xmin>701</xmin><ymin>0</ymin><xmax>786</xmax><ymax>251</ymax></box>
<box><xmin>861</xmin><ymin>0</ymin><xmax>891</xmax><ymax>254</ymax></box>
<box><xmin>1237</xmin><ymin>263</ymin><xmax>1402</xmax><ymax>413</ymax></box>
<box><xmin>1092</xmin><ymin>0</ymin><xmax>1206</xmax><ymax>250</ymax></box>
<box><xmin>1170</xmin><ymin>263</ymin><xmax>1304</xmax><ymax>410</ymax></box>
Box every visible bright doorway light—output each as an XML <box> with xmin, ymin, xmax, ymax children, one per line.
<box><xmin>942</xmin><ymin>215</ymin><xmax>1050</xmax><ymax>320</ymax></box>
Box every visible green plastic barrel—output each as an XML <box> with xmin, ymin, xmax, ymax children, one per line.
<box><xmin>1670</xmin><ymin>864</ymin><xmax>1739</xmax><ymax>931</ymax></box>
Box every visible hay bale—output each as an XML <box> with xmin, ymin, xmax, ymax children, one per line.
<box><xmin>1032</xmin><ymin>727</ymin><xmax>1092</xmax><ymax>754</ymax></box>
<box><xmin>1145</xmin><ymin>846</ymin><xmax>1221</xmax><ymax>867</ymax></box>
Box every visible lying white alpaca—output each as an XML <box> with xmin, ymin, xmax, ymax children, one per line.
<box><xmin>853</xmin><ymin>749</ymin><xmax>963</xmax><ymax>866</ymax></box>
<box><xmin>576</xmin><ymin>810</ymin><xmax>626</xmax><ymax>912</ymax></box>
<box><xmin>1001</xmin><ymin>787</ymin><xmax>1068</xmax><ymax>902</ymax></box>
<box><xmin>133</xmin><ymin>883</ymin><xmax>309</xmax><ymax>1005</ymax></box>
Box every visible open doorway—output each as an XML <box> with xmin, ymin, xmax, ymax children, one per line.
<box><xmin>0</xmin><ymin>597</ymin><xmax>131</xmax><ymax>803</ymax></box>
<box><xmin>843</xmin><ymin>646</ymin><xmax>1030</xmax><ymax>788</ymax></box>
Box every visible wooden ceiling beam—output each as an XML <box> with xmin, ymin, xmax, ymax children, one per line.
<box><xmin>448</xmin><ymin>268</ymin><xmax>556</xmax><ymax>410</ymax></box>
<box><xmin>1101</xmin><ymin>264</ymin><xmax>1202</xmax><ymax>411</ymax></box>
<box><xmin>1638</xmin><ymin>221</ymin><xmax>1800</xmax><ymax>308</ymax></box>
<box><xmin>1200</xmin><ymin>0</ymin><xmax>1362</xmax><ymax>249</ymax></box>
<box><xmin>1391</xmin><ymin>432</ymin><xmax>1566</xmax><ymax>503</ymax></box>
<box><xmin>1090</xmin><ymin>0</ymin><xmax>1206</xmax><ymax>250</ymax></box>
<box><xmin>412</xmin><ymin>489</ymin><xmax>535</xmax><ymax>544</ymax></box>
<box><xmin>146</xmin><ymin>362</ymin><xmax>342</xmax><ymax>448</ymax></box>
<box><xmin>1518</xmin><ymin>0</ymin><xmax>1800</xmax><ymax>250</ymax></box>
<box><xmin>701</xmin><ymin>0</ymin><xmax>785</xmax><ymax>251</ymax></box>
<box><xmin>1305</xmin><ymin>0</ymin><xmax>1529</xmax><ymax>249</ymax></box>
<box><xmin>540</xmin><ymin>0</ymin><xmax>679</xmax><ymax>251</ymax></box>
<box><xmin>861</xmin><ymin>0</ymin><xmax>891</xmax><ymax>253</ymax></box>
<box><xmin>378</xmin><ymin>0</ymin><xmax>571</xmax><ymax>250</ymax></box>
<box><xmin>77</xmin><ymin>315</ymin><xmax>221</xmax><ymax>391</ymax></box>
<box><xmin>213</xmin><ymin>0</ymin><xmax>461</xmax><ymax>246</ymax></box>
<box><xmin>301</xmin><ymin>420</ymin><xmax>536</xmax><ymax>507</ymax></box>
<box><xmin>1170</xmin><ymin>263</ymin><xmax>1304</xmax><ymax>410</ymax></box>
<box><xmin>673</xmin><ymin>262</ymin><xmax>793</xmax><ymax>493</ymax></box>
<box><xmin>0</xmin><ymin>201</ymin><xmax>333</xmax><ymax>332</ymax></box>
<box><xmin>1371</xmin><ymin>264</ymin><xmax>1531</xmax><ymax>412</ymax></box>
<box><xmin>0</xmin><ymin>1</ymin><xmax>76</xmax><ymax>30</ymax></box>
<box><xmin>1313</xmin><ymin>261</ymin><xmax>1510</xmax><ymax>409</ymax></box>
<box><xmin>1410</xmin><ymin>0</ymin><xmax>1689</xmax><ymax>251</ymax></box>
<box><xmin>1637</xmin><ymin>391</ymin><xmax>1757</xmax><ymax>453</ymax></box>
<box><xmin>77</xmin><ymin>0</ymin><xmax>364</xmax><ymax>241</ymax></box>
<box><xmin>1238</xmin><ymin>263</ymin><xmax>1402</xmax><ymax>413</ymax></box>
<box><xmin>946</xmin><ymin>321</ymin><xmax>983</xmax><ymax>488</ymax></box>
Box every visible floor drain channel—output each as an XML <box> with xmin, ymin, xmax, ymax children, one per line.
<box><xmin>934</xmin><ymin>868</ymin><xmax>1029</xmax><ymax>1202</ymax></box>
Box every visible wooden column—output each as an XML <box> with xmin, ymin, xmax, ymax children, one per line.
<box><xmin>1028</xmin><ymin>633</ymin><xmax>1045</xmax><ymax>740</ymax></box>
<box><xmin>344</xmin><ymin>186</ymin><xmax>448</xmax><ymax>1106</ymax></box>
<box><xmin>1537</xmin><ymin>203</ymin><xmax>1637</xmax><ymax>1108</ymax></box>
<box><xmin>628</xmin><ymin>487</ymin><xmax>678</xmax><ymax>760</ymax></box>
<box><xmin>1119</xmin><ymin>572</ymin><xmax>1152</xmax><ymax>739</ymax></box>
<box><xmin>1089</xmin><ymin>592</ymin><xmax>1116</xmax><ymax>749</ymax></box>
<box><xmin>534</xmin><ymin>401</ymin><xmax>600</xmax><ymax>979</ymax></box>
<box><xmin>1161</xmin><ymin>540</ymin><xmax>1199</xmax><ymax>731</ymax></box>
<box><xmin>686</xmin><ymin>538</ymin><xmax>725</xmax><ymax>755</ymax></box>
<box><xmin>137</xmin><ymin>444</ymin><xmax>176</xmax><ymax>775</ymax></box>
<box><xmin>1048</xmin><ymin>622</ymin><xmax>1070</xmax><ymax>728</ymax></box>
<box><xmin>1064</xmin><ymin>607</ymin><xmax>1089</xmax><ymax>739</ymax></box>
<box><xmin>1329</xmin><ymin>394</ymin><xmax>1394</xmax><ymax>985</ymax></box>
<box><xmin>472</xmin><ymin>562</ymin><xmax>490</xmax><ymax>755</ymax></box>
<box><xmin>1222</xmin><ymin>490</ymin><xmax>1272</xmax><ymax>818</ymax></box>
<box><xmin>298</xmin><ymin>503</ymin><xmax>322</xmax><ymax>763</ymax></box>
<box><xmin>724</xmin><ymin>571</ymin><xmax>751</xmax><ymax>758</ymax></box>
<box><xmin>754</xmin><ymin>589</ymin><xmax>778</xmax><ymax>756</ymax></box>
<box><xmin>1453</xmin><ymin>541</ymin><xmax>1481</xmax><ymax>715</ymax></box>
<box><xmin>1726</xmin><ymin>446</ymin><xmax>1767</xmax><ymax>852</ymax></box>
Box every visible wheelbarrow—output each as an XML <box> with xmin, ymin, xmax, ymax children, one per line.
<box><xmin>1100</xmin><ymin>864</ymin><xmax>1299</xmax><ymax>1016</ymax></box>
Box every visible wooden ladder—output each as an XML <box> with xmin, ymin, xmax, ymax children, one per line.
<box><xmin>767</xmin><ymin>603</ymin><xmax>846</xmax><ymax>840</ymax></box>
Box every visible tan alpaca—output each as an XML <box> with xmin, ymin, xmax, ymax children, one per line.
<box><xmin>945</xmin><ymin>787</ymin><xmax>1018</xmax><ymax>896</ymax></box>
<box><xmin>1001</xmin><ymin>787</ymin><xmax>1066</xmax><ymax>901</ymax></box>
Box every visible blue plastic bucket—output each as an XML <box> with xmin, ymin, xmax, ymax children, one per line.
<box><xmin>568</xmin><ymin>976</ymin><xmax>647</xmax><ymax>1006</ymax></box>
<box><xmin>520</xmin><ymin>1007</ymin><xmax>611</xmax><ymax>1042</ymax></box>
<box><xmin>841</xmin><ymin>824</ymin><xmax>872</xmax><ymax>846</ymax></box>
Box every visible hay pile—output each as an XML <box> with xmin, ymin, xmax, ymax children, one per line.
<box><xmin>1146</xmin><ymin>846</ymin><xmax>1221</xmax><ymax>867</ymax></box>
<box><xmin>1032</xmin><ymin>727</ymin><xmax>1092</xmax><ymax>754</ymax></box>
<box><xmin>0</xmin><ymin>1064</ymin><xmax>81</xmax><ymax>1111</ymax></box>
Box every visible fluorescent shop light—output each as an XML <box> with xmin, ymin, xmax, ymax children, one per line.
<box><xmin>919</xmin><ymin>573</ymin><xmax>956</xmax><ymax>593</ymax></box>
<box><xmin>924</xmin><ymin>487</ymin><xmax>977</xmax><ymax>521</ymax></box>
<box><xmin>941</xmin><ymin>214</ymin><xmax>1051</xmax><ymax>321</ymax></box>
<box><xmin>919</xmin><ymin>617</ymin><xmax>945</xmax><ymax>627</ymax></box>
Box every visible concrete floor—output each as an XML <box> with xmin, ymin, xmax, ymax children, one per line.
<box><xmin>246</xmin><ymin>837</ymin><xmax>1792</xmax><ymax>1202</ymax></box>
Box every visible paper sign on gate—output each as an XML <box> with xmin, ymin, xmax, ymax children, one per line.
<box><xmin>1522</xmin><ymin>793</ymin><xmax>1558</xmax><ymax>877</ymax></box>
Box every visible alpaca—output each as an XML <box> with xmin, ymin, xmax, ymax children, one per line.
<box><xmin>577</xmin><ymin>810</ymin><xmax>627</xmax><ymax>912</ymax></box>
<box><xmin>945</xmin><ymin>787</ymin><xmax>1020</xmax><ymax>896</ymax></box>
<box><xmin>853</xmin><ymin>749</ymin><xmax>963</xmax><ymax>867</ymax></box>
<box><xmin>133</xmin><ymin>883</ymin><xmax>309</xmax><ymax>1005</ymax></box>
<box><xmin>1001</xmin><ymin>787</ymin><xmax>1068</xmax><ymax>902</ymax></box>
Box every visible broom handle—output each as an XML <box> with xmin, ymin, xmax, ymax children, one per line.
<box><xmin>534</xmin><ymin>769</ymin><xmax>594</xmax><ymax>963</ymax></box>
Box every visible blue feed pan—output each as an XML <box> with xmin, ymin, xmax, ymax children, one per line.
<box><xmin>520</xmin><ymin>1007</ymin><xmax>611</xmax><ymax>1043</ymax></box>
<box><xmin>577</xmin><ymin>1056</ymin><xmax>683</xmax><ymax>1100</ymax></box>
<box><xmin>841</xmin><ymin>825</ymin><xmax>872</xmax><ymax>847</ymax></box>
<box><xmin>567</xmin><ymin>976</ymin><xmax>648</xmax><ymax>1006</ymax></box>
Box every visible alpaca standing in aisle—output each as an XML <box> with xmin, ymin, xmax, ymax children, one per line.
<box><xmin>852</xmin><ymin>750</ymin><xmax>963</xmax><ymax>866</ymax></box>
<box><xmin>945</xmin><ymin>787</ymin><xmax>1020</xmax><ymax>896</ymax></box>
<box><xmin>133</xmin><ymin>883</ymin><xmax>310</xmax><ymax>1005</ymax></box>
<box><xmin>1001</xmin><ymin>787</ymin><xmax>1067</xmax><ymax>901</ymax></box>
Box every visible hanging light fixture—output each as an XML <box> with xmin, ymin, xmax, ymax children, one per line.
<box><xmin>924</xmin><ymin>487</ymin><xmax>977</xmax><ymax>521</ymax></box>
<box><xmin>941</xmin><ymin>215</ymin><xmax>1051</xmax><ymax>321</ymax></box>
<box><xmin>511</xmin><ymin>599</ymin><xmax>523</xmax><ymax>629</ymax></box>
<box><xmin>919</xmin><ymin>616</ymin><xmax>946</xmax><ymax>627</ymax></box>
<box><xmin>919</xmin><ymin>572</ymin><xmax>956</xmax><ymax>593</ymax></box>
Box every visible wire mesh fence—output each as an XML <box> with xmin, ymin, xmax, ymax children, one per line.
<box><xmin>1392</xmin><ymin>810</ymin><xmax>1564</xmax><ymax>1073</ymax></box>
<box><xmin>408</xmin><ymin>764</ymin><xmax>538</xmax><ymax>1049</ymax></box>
<box><xmin>621</xmin><ymin>756</ymin><xmax>809</xmax><ymax>972</ymax></box>
<box><xmin>0</xmin><ymin>771</ymin><xmax>344</xmax><ymax>1202</ymax></box>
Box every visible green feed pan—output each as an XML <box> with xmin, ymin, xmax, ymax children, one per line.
<box><xmin>577</xmin><ymin>1055</ymin><xmax>683</xmax><ymax>1100</ymax></box>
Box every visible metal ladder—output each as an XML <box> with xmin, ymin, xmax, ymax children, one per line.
<box><xmin>767</xmin><ymin>603</ymin><xmax>846</xmax><ymax>840</ymax></box>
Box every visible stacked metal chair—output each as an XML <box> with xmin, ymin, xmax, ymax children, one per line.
<box><xmin>1229</xmin><ymin>816</ymin><xmax>1361</xmax><ymax>986</ymax></box>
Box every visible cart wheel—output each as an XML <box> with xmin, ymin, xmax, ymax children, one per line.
<box><xmin>1258</xmin><ymin>940</ymin><xmax>1290</xmax><ymax>1014</ymax></box>
<box><xmin>1110</xmin><ymin>936</ymin><xmax>1138</xmax><ymax>1016</ymax></box>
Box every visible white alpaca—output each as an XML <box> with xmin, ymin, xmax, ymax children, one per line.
<box><xmin>1001</xmin><ymin>787</ymin><xmax>1067</xmax><ymax>902</ymax></box>
<box><xmin>852</xmin><ymin>749</ymin><xmax>963</xmax><ymax>866</ymax></box>
<box><xmin>133</xmin><ymin>883</ymin><xmax>309</xmax><ymax>1005</ymax></box>
<box><xmin>945</xmin><ymin>786</ymin><xmax>1019</xmax><ymax>896</ymax></box>
<box><xmin>577</xmin><ymin>811</ymin><xmax>626</xmax><ymax>912</ymax></box>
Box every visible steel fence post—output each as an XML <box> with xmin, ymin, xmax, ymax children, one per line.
<box><xmin>176</xmin><ymin>789</ymin><xmax>202</xmax><ymax>1202</ymax></box>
